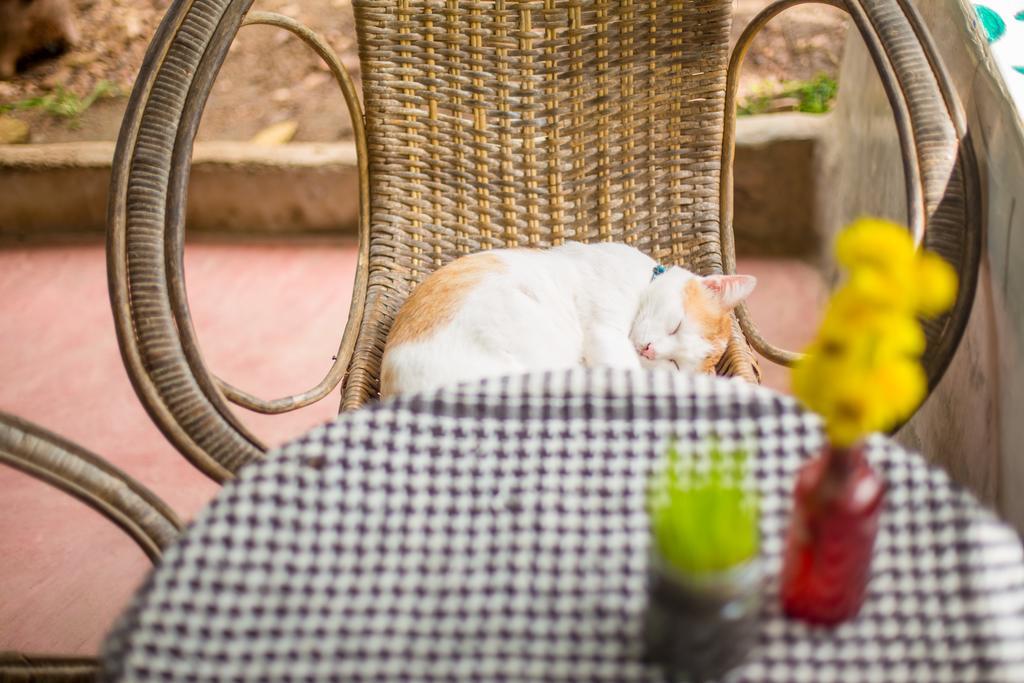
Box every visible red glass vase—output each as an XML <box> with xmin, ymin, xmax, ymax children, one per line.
<box><xmin>781</xmin><ymin>443</ymin><xmax>885</xmax><ymax>625</ymax></box>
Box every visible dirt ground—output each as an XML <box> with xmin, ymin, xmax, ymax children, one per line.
<box><xmin>0</xmin><ymin>0</ymin><xmax>847</xmax><ymax>144</ymax></box>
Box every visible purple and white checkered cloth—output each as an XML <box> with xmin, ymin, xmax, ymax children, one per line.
<box><xmin>102</xmin><ymin>369</ymin><xmax>1024</xmax><ymax>681</ymax></box>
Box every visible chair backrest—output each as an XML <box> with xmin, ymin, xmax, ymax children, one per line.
<box><xmin>353</xmin><ymin>0</ymin><xmax>734</xmax><ymax>273</ymax></box>
<box><xmin>342</xmin><ymin>0</ymin><xmax>746</xmax><ymax>406</ymax></box>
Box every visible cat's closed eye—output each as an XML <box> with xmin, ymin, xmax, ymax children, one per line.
<box><xmin>670</xmin><ymin>322</ymin><xmax>682</xmax><ymax>335</ymax></box>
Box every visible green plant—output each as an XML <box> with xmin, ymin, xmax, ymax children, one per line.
<box><xmin>738</xmin><ymin>74</ymin><xmax>838</xmax><ymax>116</ymax></box>
<box><xmin>792</xmin><ymin>74</ymin><xmax>838</xmax><ymax>114</ymax></box>
<box><xmin>0</xmin><ymin>80</ymin><xmax>120</xmax><ymax>126</ymax></box>
<box><xmin>647</xmin><ymin>440</ymin><xmax>759</xmax><ymax>574</ymax></box>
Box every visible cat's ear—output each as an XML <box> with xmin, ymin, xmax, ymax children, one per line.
<box><xmin>701</xmin><ymin>274</ymin><xmax>757</xmax><ymax>310</ymax></box>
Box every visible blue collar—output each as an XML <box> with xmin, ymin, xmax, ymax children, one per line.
<box><xmin>651</xmin><ymin>264</ymin><xmax>667</xmax><ymax>281</ymax></box>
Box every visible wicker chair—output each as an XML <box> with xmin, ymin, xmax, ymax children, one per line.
<box><xmin>107</xmin><ymin>0</ymin><xmax>979</xmax><ymax>483</ymax></box>
<box><xmin>0</xmin><ymin>413</ymin><xmax>182</xmax><ymax>681</ymax></box>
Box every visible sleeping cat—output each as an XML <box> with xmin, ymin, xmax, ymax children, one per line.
<box><xmin>380</xmin><ymin>242</ymin><xmax>756</xmax><ymax>398</ymax></box>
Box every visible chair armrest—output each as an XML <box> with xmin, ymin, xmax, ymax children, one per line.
<box><xmin>0</xmin><ymin>412</ymin><xmax>182</xmax><ymax>562</ymax></box>
<box><xmin>721</xmin><ymin>0</ymin><xmax>981</xmax><ymax>394</ymax></box>
<box><xmin>107</xmin><ymin>0</ymin><xmax>371</xmax><ymax>482</ymax></box>
<box><xmin>0</xmin><ymin>652</ymin><xmax>99</xmax><ymax>682</ymax></box>
<box><xmin>0</xmin><ymin>413</ymin><xmax>182</xmax><ymax>681</ymax></box>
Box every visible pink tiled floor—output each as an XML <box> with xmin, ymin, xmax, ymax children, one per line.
<box><xmin>0</xmin><ymin>243</ymin><xmax>824</xmax><ymax>656</ymax></box>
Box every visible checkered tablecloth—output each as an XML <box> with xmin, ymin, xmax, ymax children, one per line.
<box><xmin>102</xmin><ymin>370</ymin><xmax>1024</xmax><ymax>682</ymax></box>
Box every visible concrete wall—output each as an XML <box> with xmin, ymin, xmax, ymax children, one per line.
<box><xmin>821</xmin><ymin>1</ymin><xmax>1024</xmax><ymax>529</ymax></box>
<box><xmin>0</xmin><ymin>117</ymin><xmax>824</xmax><ymax>255</ymax></box>
<box><xmin>733</xmin><ymin>113</ymin><xmax>827</xmax><ymax>259</ymax></box>
<box><xmin>0</xmin><ymin>142</ymin><xmax>360</xmax><ymax>241</ymax></box>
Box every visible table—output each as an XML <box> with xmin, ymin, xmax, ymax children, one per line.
<box><xmin>102</xmin><ymin>370</ymin><xmax>1024</xmax><ymax>681</ymax></box>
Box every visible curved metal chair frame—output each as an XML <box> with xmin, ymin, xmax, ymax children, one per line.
<box><xmin>107</xmin><ymin>0</ymin><xmax>980</xmax><ymax>482</ymax></box>
<box><xmin>0</xmin><ymin>412</ymin><xmax>183</xmax><ymax>681</ymax></box>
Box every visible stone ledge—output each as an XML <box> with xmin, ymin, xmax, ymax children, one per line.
<box><xmin>0</xmin><ymin>114</ymin><xmax>827</xmax><ymax>252</ymax></box>
<box><xmin>732</xmin><ymin>112</ymin><xmax>829</xmax><ymax>258</ymax></box>
<box><xmin>0</xmin><ymin>141</ymin><xmax>360</xmax><ymax>242</ymax></box>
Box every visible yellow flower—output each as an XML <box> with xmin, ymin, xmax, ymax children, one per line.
<box><xmin>845</xmin><ymin>267</ymin><xmax>915</xmax><ymax>312</ymax></box>
<box><xmin>915</xmin><ymin>252</ymin><xmax>958</xmax><ymax>317</ymax></box>
<box><xmin>871</xmin><ymin>359</ymin><xmax>926</xmax><ymax>422</ymax></box>
<box><xmin>822</xmin><ymin>287</ymin><xmax>882</xmax><ymax>329</ymax></box>
<box><xmin>791</xmin><ymin>217</ymin><xmax>958</xmax><ymax>447</ymax></box>
<box><xmin>875</xmin><ymin>315</ymin><xmax>927</xmax><ymax>357</ymax></box>
<box><xmin>827</xmin><ymin>399</ymin><xmax>872</xmax><ymax>447</ymax></box>
<box><xmin>791</xmin><ymin>349</ymin><xmax>826</xmax><ymax>414</ymax></box>
<box><xmin>835</xmin><ymin>218</ymin><xmax>916</xmax><ymax>276</ymax></box>
<box><xmin>835</xmin><ymin>217</ymin><xmax>958</xmax><ymax>318</ymax></box>
<box><xmin>818</xmin><ymin>292</ymin><xmax>925</xmax><ymax>358</ymax></box>
<box><xmin>824</xmin><ymin>371</ymin><xmax>883</xmax><ymax>447</ymax></box>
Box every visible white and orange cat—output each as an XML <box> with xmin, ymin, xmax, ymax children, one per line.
<box><xmin>380</xmin><ymin>242</ymin><xmax>756</xmax><ymax>398</ymax></box>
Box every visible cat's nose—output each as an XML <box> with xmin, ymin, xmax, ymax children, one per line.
<box><xmin>639</xmin><ymin>343</ymin><xmax>656</xmax><ymax>360</ymax></box>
